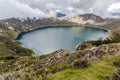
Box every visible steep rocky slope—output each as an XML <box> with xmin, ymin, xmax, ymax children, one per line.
<box><xmin>59</xmin><ymin>14</ymin><xmax>105</xmax><ymax>25</ymax></box>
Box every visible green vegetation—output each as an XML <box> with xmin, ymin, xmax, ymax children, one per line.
<box><xmin>111</xmin><ymin>57</ymin><xmax>120</xmax><ymax>80</ymax></box>
<box><xmin>73</xmin><ymin>59</ymin><xmax>90</xmax><ymax>68</ymax></box>
<box><xmin>112</xmin><ymin>68</ymin><xmax>120</xmax><ymax>80</ymax></box>
<box><xmin>48</xmin><ymin>56</ymin><xmax>120</xmax><ymax>80</ymax></box>
<box><xmin>91</xmin><ymin>37</ymin><xmax>120</xmax><ymax>46</ymax></box>
<box><xmin>0</xmin><ymin>35</ymin><xmax>34</xmax><ymax>56</ymax></box>
<box><xmin>7</xmin><ymin>43</ymin><xmax>34</xmax><ymax>55</ymax></box>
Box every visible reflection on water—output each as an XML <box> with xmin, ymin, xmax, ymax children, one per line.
<box><xmin>18</xmin><ymin>26</ymin><xmax>108</xmax><ymax>56</ymax></box>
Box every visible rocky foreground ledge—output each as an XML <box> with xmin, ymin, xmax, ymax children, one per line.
<box><xmin>0</xmin><ymin>14</ymin><xmax>120</xmax><ymax>80</ymax></box>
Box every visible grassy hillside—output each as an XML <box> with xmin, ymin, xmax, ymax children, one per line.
<box><xmin>48</xmin><ymin>56</ymin><xmax>120</xmax><ymax>80</ymax></box>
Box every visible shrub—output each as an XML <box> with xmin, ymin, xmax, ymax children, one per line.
<box><xmin>49</xmin><ymin>65</ymin><xmax>58</xmax><ymax>73</ymax></box>
<box><xmin>112</xmin><ymin>68</ymin><xmax>120</xmax><ymax>80</ymax></box>
<box><xmin>91</xmin><ymin>37</ymin><xmax>120</xmax><ymax>46</ymax></box>
<box><xmin>73</xmin><ymin>59</ymin><xmax>90</xmax><ymax>68</ymax></box>
<box><xmin>39</xmin><ymin>54</ymin><xmax>48</xmax><ymax>59</ymax></box>
<box><xmin>49</xmin><ymin>64</ymin><xmax>68</xmax><ymax>73</ymax></box>
<box><xmin>4</xmin><ymin>56</ymin><xmax>15</xmax><ymax>60</ymax></box>
<box><xmin>41</xmin><ymin>73</ymin><xmax>48</xmax><ymax>80</ymax></box>
<box><xmin>113</xmin><ymin>61</ymin><xmax>120</xmax><ymax>67</ymax></box>
<box><xmin>7</xmin><ymin>43</ymin><xmax>34</xmax><ymax>55</ymax></box>
<box><xmin>20</xmin><ymin>74</ymin><xmax>32</xmax><ymax>80</ymax></box>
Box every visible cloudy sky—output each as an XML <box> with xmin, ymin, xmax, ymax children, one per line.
<box><xmin>0</xmin><ymin>0</ymin><xmax>120</xmax><ymax>19</ymax></box>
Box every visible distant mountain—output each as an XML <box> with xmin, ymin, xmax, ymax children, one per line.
<box><xmin>111</xmin><ymin>13</ymin><xmax>120</xmax><ymax>16</ymax></box>
<box><xmin>0</xmin><ymin>13</ymin><xmax>106</xmax><ymax>33</ymax></box>
<box><xmin>59</xmin><ymin>14</ymin><xmax>105</xmax><ymax>25</ymax></box>
<box><xmin>78</xmin><ymin>14</ymin><xmax>105</xmax><ymax>23</ymax></box>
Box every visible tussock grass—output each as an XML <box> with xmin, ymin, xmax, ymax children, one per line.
<box><xmin>48</xmin><ymin>56</ymin><xmax>120</xmax><ymax>80</ymax></box>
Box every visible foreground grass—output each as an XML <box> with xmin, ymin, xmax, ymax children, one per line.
<box><xmin>48</xmin><ymin>56</ymin><xmax>120</xmax><ymax>80</ymax></box>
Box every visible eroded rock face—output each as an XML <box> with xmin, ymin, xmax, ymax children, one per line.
<box><xmin>76</xmin><ymin>43</ymin><xmax>120</xmax><ymax>60</ymax></box>
<box><xmin>76</xmin><ymin>41</ymin><xmax>93</xmax><ymax>50</ymax></box>
<box><xmin>60</xmin><ymin>13</ymin><xmax>105</xmax><ymax>25</ymax></box>
<box><xmin>36</xmin><ymin>43</ymin><xmax>120</xmax><ymax>67</ymax></box>
<box><xmin>8</xmin><ymin>26</ymin><xmax>15</xmax><ymax>31</ymax></box>
<box><xmin>0</xmin><ymin>44</ymin><xmax>120</xmax><ymax>80</ymax></box>
<box><xmin>79</xmin><ymin>14</ymin><xmax>105</xmax><ymax>23</ymax></box>
<box><xmin>0</xmin><ymin>71</ymin><xmax>21</xmax><ymax>80</ymax></box>
<box><xmin>39</xmin><ymin>49</ymin><xmax>69</xmax><ymax>66</ymax></box>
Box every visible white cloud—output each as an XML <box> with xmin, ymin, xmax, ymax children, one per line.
<box><xmin>71</xmin><ymin>0</ymin><xmax>80</xmax><ymax>3</ymax></box>
<box><xmin>67</xmin><ymin>7</ymin><xmax>74</xmax><ymax>11</ymax></box>
<box><xmin>107</xmin><ymin>2</ymin><xmax>120</xmax><ymax>13</ymax></box>
<box><xmin>0</xmin><ymin>0</ymin><xmax>120</xmax><ymax>19</ymax></box>
<box><xmin>0</xmin><ymin>0</ymin><xmax>50</xmax><ymax>19</ymax></box>
<box><xmin>46</xmin><ymin>3</ymin><xmax>57</xmax><ymax>9</ymax></box>
<box><xmin>55</xmin><ymin>10</ymin><xmax>62</xmax><ymax>13</ymax></box>
<box><xmin>48</xmin><ymin>10</ymin><xmax>57</xmax><ymax>17</ymax></box>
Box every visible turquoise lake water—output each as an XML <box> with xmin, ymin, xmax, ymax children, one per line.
<box><xmin>17</xmin><ymin>26</ymin><xmax>108</xmax><ymax>56</ymax></box>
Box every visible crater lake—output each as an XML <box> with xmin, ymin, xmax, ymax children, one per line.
<box><xmin>17</xmin><ymin>26</ymin><xmax>108</xmax><ymax>56</ymax></box>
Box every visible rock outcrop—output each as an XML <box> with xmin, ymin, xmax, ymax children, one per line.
<box><xmin>59</xmin><ymin>14</ymin><xmax>105</xmax><ymax>25</ymax></box>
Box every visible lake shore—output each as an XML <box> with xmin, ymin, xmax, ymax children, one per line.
<box><xmin>16</xmin><ymin>25</ymin><xmax>109</xmax><ymax>55</ymax></box>
<box><xmin>15</xmin><ymin>24</ymin><xmax>110</xmax><ymax>40</ymax></box>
